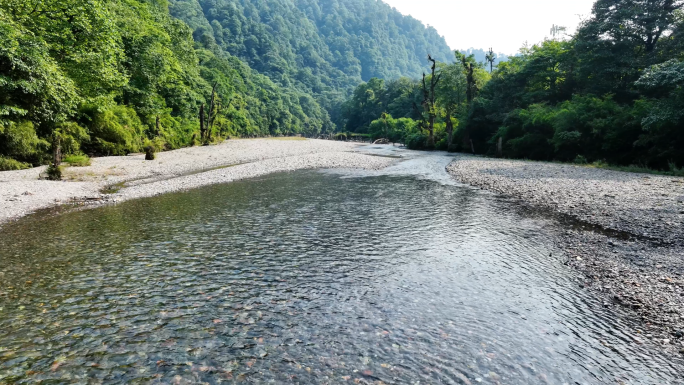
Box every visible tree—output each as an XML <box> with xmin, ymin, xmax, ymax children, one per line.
<box><xmin>435</xmin><ymin>62</ymin><xmax>466</xmax><ymax>150</ymax></box>
<box><xmin>588</xmin><ymin>0</ymin><xmax>683</xmax><ymax>53</ymax></box>
<box><xmin>420</xmin><ymin>55</ymin><xmax>441</xmax><ymax>148</ymax></box>
<box><xmin>485</xmin><ymin>47</ymin><xmax>497</xmax><ymax>73</ymax></box>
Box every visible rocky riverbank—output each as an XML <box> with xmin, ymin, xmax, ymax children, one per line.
<box><xmin>447</xmin><ymin>155</ymin><xmax>684</xmax><ymax>357</ymax></box>
<box><xmin>0</xmin><ymin>139</ymin><xmax>394</xmax><ymax>225</ymax></box>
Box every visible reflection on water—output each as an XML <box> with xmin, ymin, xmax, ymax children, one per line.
<box><xmin>0</xmin><ymin>154</ymin><xmax>682</xmax><ymax>384</ymax></box>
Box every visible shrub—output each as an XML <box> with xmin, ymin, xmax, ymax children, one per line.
<box><xmin>406</xmin><ymin>133</ymin><xmax>428</xmax><ymax>150</ymax></box>
<box><xmin>435</xmin><ymin>138</ymin><xmax>448</xmax><ymax>151</ymax></box>
<box><xmin>573</xmin><ymin>155</ymin><xmax>588</xmax><ymax>164</ymax></box>
<box><xmin>82</xmin><ymin>104</ymin><xmax>145</xmax><ymax>155</ymax></box>
<box><xmin>0</xmin><ymin>156</ymin><xmax>30</xmax><ymax>171</ymax></box>
<box><xmin>0</xmin><ymin>121</ymin><xmax>50</xmax><ymax>164</ymax></box>
<box><xmin>64</xmin><ymin>154</ymin><xmax>91</xmax><ymax>167</ymax></box>
<box><xmin>143</xmin><ymin>137</ymin><xmax>164</xmax><ymax>160</ymax></box>
<box><xmin>46</xmin><ymin>164</ymin><xmax>63</xmax><ymax>180</ymax></box>
<box><xmin>144</xmin><ymin>146</ymin><xmax>155</xmax><ymax>160</ymax></box>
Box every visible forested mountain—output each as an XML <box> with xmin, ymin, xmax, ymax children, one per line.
<box><xmin>169</xmin><ymin>0</ymin><xmax>453</xmax><ymax>124</ymax></box>
<box><xmin>0</xmin><ymin>0</ymin><xmax>453</xmax><ymax>172</ymax></box>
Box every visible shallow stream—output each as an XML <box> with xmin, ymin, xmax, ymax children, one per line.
<box><xmin>0</xmin><ymin>149</ymin><xmax>681</xmax><ymax>384</ymax></box>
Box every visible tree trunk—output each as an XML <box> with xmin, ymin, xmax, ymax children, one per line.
<box><xmin>427</xmin><ymin>114</ymin><xmax>435</xmax><ymax>148</ymax></box>
<box><xmin>446</xmin><ymin>111</ymin><xmax>453</xmax><ymax>150</ymax></box>
<box><xmin>155</xmin><ymin>116</ymin><xmax>161</xmax><ymax>136</ymax></box>
<box><xmin>199</xmin><ymin>104</ymin><xmax>205</xmax><ymax>140</ymax></box>
<box><xmin>207</xmin><ymin>82</ymin><xmax>218</xmax><ymax>141</ymax></box>
<box><xmin>497</xmin><ymin>137</ymin><xmax>503</xmax><ymax>157</ymax></box>
<box><xmin>53</xmin><ymin>136</ymin><xmax>61</xmax><ymax>167</ymax></box>
<box><xmin>423</xmin><ymin>55</ymin><xmax>441</xmax><ymax>149</ymax></box>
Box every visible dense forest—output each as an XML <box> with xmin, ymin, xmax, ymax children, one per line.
<box><xmin>341</xmin><ymin>0</ymin><xmax>684</xmax><ymax>171</ymax></box>
<box><xmin>3</xmin><ymin>0</ymin><xmax>683</xmax><ymax>174</ymax></box>
<box><xmin>0</xmin><ymin>0</ymin><xmax>452</xmax><ymax>171</ymax></box>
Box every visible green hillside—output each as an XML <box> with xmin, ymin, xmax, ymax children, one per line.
<box><xmin>0</xmin><ymin>0</ymin><xmax>453</xmax><ymax>171</ymax></box>
<box><xmin>170</xmin><ymin>0</ymin><xmax>454</xmax><ymax>124</ymax></box>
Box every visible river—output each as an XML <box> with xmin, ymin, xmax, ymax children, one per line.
<box><xmin>0</xmin><ymin>148</ymin><xmax>681</xmax><ymax>384</ymax></box>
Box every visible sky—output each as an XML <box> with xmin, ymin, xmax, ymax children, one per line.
<box><xmin>382</xmin><ymin>0</ymin><xmax>597</xmax><ymax>55</ymax></box>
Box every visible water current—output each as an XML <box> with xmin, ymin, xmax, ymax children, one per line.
<box><xmin>0</xmin><ymin>148</ymin><xmax>681</xmax><ymax>384</ymax></box>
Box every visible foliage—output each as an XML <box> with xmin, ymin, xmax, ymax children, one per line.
<box><xmin>64</xmin><ymin>154</ymin><xmax>92</xmax><ymax>167</ymax></box>
<box><xmin>462</xmin><ymin>1</ymin><xmax>684</xmax><ymax>170</ymax></box>
<box><xmin>3</xmin><ymin>0</ymin><xmax>450</xmax><ymax>167</ymax></box>
<box><xmin>368</xmin><ymin>114</ymin><xmax>418</xmax><ymax>144</ymax></box>
<box><xmin>0</xmin><ymin>121</ymin><xmax>50</xmax><ymax>164</ymax></box>
<box><xmin>46</xmin><ymin>164</ymin><xmax>63</xmax><ymax>180</ymax></box>
<box><xmin>341</xmin><ymin>52</ymin><xmax>483</xmax><ymax>151</ymax></box>
<box><xmin>0</xmin><ymin>156</ymin><xmax>30</xmax><ymax>171</ymax></box>
<box><xmin>406</xmin><ymin>132</ymin><xmax>429</xmax><ymax>150</ymax></box>
<box><xmin>170</xmin><ymin>0</ymin><xmax>453</xmax><ymax>128</ymax></box>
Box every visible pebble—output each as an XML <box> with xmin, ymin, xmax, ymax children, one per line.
<box><xmin>446</xmin><ymin>155</ymin><xmax>684</xmax><ymax>245</ymax></box>
<box><xmin>446</xmin><ymin>154</ymin><xmax>684</xmax><ymax>359</ymax></box>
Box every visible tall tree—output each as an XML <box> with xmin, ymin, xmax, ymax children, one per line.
<box><xmin>421</xmin><ymin>55</ymin><xmax>441</xmax><ymax>148</ymax></box>
<box><xmin>436</xmin><ymin>62</ymin><xmax>467</xmax><ymax>151</ymax></box>
<box><xmin>587</xmin><ymin>0</ymin><xmax>683</xmax><ymax>53</ymax></box>
<box><xmin>485</xmin><ymin>47</ymin><xmax>497</xmax><ymax>73</ymax></box>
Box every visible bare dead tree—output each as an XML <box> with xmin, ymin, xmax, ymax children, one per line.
<box><xmin>421</xmin><ymin>54</ymin><xmax>441</xmax><ymax>148</ymax></box>
<box><xmin>459</xmin><ymin>54</ymin><xmax>478</xmax><ymax>153</ymax></box>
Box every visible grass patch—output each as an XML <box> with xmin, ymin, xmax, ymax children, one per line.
<box><xmin>100</xmin><ymin>182</ymin><xmax>125</xmax><ymax>194</ymax></box>
<box><xmin>0</xmin><ymin>156</ymin><xmax>30</xmax><ymax>171</ymax></box>
<box><xmin>64</xmin><ymin>154</ymin><xmax>91</xmax><ymax>167</ymax></box>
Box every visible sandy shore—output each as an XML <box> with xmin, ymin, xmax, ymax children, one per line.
<box><xmin>447</xmin><ymin>155</ymin><xmax>684</xmax><ymax>356</ymax></box>
<box><xmin>0</xmin><ymin>139</ymin><xmax>393</xmax><ymax>225</ymax></box>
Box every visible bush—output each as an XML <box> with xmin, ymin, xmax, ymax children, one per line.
<box><xmin>64</xmin><ymin>154</ymin><xmax>91</xmax><ymax>167</ymax></box>
<box><xmin>143</xmin><ymin>137</ymin><xmax>164</xmax><ymax>160</ymax></box>
<box><xmin>406</xmin><ymin>133</ymin><xmax>428</xmax><ymax>150</ymax></box>
<box><xmin>46</xmin><ymin>164</ymin><xmax>63</xmax><ymax>180</ymax></box>
<box><xmin>573</xmin><ymin>155</ymin><xmax>588</xmax><ymax>164</ymax></box>
<box><xmin>56</xmin><ymin>122</ymin><xmax>90</xmax><ymax>156</ymax></box>
<box><xmin>0</xmin><ymin>156</ymin><xmax>30</xmax><ymax>171</ymax></box>
<box><xmin>435</xmin><ymin>138</ymin><xmax>448</xmax><ymax>151</ymax></box>
<box><xmin>82</xmin><ymin>104</ymin><xmax>145</xmax><ymax>155</ymax></box>
<box><xmin>144</xmin><ymin>146</ymin><xmax>155</xmax><ymax>160</ymax></box>
<box><xmin>0</xmin><ymin>121</ymin><xmax>50</xmax><ymax>164</ymax></box>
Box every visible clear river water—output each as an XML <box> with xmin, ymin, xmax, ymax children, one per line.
<box><xmin>0</xmin><ymin>148</ymin><xmax>682</xmax><ymax>384</ymax></box>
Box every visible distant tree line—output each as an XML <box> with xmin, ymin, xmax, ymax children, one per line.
<box><xmin>341</xmin><ymin>0</ymin><xmax>684</xmax><ymax>171</ymax></box>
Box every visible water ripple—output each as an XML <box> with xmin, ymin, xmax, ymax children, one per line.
<box><xmin>0</xmin><ymin>165</ymin><xmax>682</xmax><ymax>384</ymax></box>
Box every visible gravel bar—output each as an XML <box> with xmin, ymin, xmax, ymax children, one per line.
<box><xmin>447</xmin><ymin>154</ymin><xmax>684</xmax><ymax>356</ymax></box>
<box><xmin>0</xmin><ymin>139</ymin><xmax>393</xmax><ymax>225</ymax></box>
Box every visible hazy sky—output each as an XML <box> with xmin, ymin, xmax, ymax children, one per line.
<box><xmin>382</xmin><ymin>0</ymin><xmax>597</xmax><ymax>54</ymax></box>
